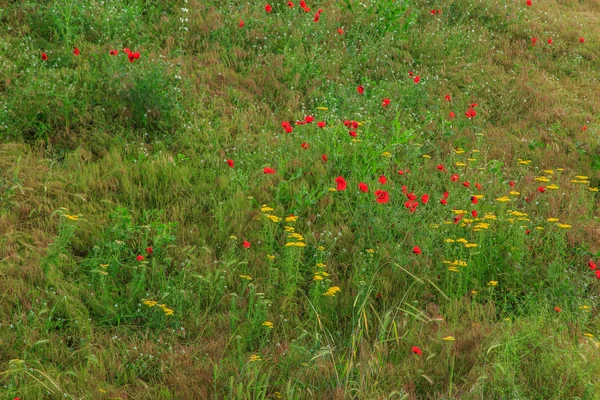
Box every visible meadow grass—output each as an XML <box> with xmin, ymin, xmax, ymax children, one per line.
<box><xmin>1</xmin><ymin>0</ymin><xmax>600</xmax><ymax>398</ymax></box>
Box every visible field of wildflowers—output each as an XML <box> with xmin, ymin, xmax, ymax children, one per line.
<box><xmin>1</xmin><ymin>0</ymin><xmax>600</xmax><ymax>398</ymax></box>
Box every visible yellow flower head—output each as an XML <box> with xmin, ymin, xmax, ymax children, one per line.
<box><xmin>323</xmin><ymin>286</ymin><xmax>341</xmax><ymax>296</ymax></box>
<box><xmin>262</xmin><ymin>321</ymin><xmax>274</xmax><ymax>329</ymax></box>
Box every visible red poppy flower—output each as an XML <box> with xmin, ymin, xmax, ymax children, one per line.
<box><xmin>583</xmin><ymin>125</ymin><xmax>587</xmax><ymax>131</ymax></box>
<box><xmin>531</xmin><ymin>37</ymin><xmax>537</xmax><ymax>45</ymax></box>
<box><xmin>509</xmin><ymin>181</ymin><xmax>515</xmax><ymax>187</ymax></box>
<box><xmin>401</xmin><ymin>185</ymin><xmax>408</xmax><ymax>194</ymax></box>
<box><xmin>449</xmin><ymin>111</ymin><xmax>455</xmax><ymax>119</ymax></box>
<box><xmin>358</xmin><ymin>182</ymin><xmax>369</xmax><ymax>193</ymax></box>
<box><xmin>136</xmin><ymin>255</ymin><xmax>144</xmax><ymax>262</ymax></box>
<box><xmin>444</xmin><ymin>94</ymin><xmax>451</xmax><ymax>102</ymax></box>
<box><xmin>437</xmin><ymin>164</ymin><xmax>445</xmax><ymax>171</ymax></box>
<box><xmin>411</xmin><ymin>346</ymin><xmax>422</xmax><ymax>355</ymax></box>
<box><xmin>378</xmin><ymin>175</ymin><xmax>387</xmax><ymax>184</ymax></box>
<box><xmin>453</xmin><ymin>215</ymin><xmax>463</xmax><ymax>224</ymax></box>
<box><xmin>471</xmin><ymin>196</ymin><xmax>478</xmax><ymax>204</ymax></box>
<box><xmin>580</xmin><ymin>37</ymin><xmax>585</xmax><ymax>43</ymax></box>
<box><xmin>525</xmin><ymin>229</ymin><xmax>530</xmax><ymax>235</ymax></box>
<box><xmin>226</xmin><ymin>159</ymin><xmax>234</xmax><ymax>167</ymax></box>
<box><xmin>475</xmin><ymin>183</ymin><xmax>482</xmax><ymax>190</ymax></box>
<box><xmin>471</xmin><ymin>210</ymin><xmax>478</xmax><ymax>218</ymax></box>
<box><xmin>349</xmin><ymin>131</ymin><xmax>357</xmax><ymax>137</ymax></box>
<box><xmin>73</xmin><ymin>47</ymin><xmax>80</xmax><ymax>56</ymax></box>
<box><xmin>284</xmin><ymin>125</ymin><xmax>293</xmax><ymax>133</ymax></box>
<box><xmin>412</xmin><ymin>246</ymin><xmax>422</xmax><ymax>255</ymax></box>
<box><xmin>596</xmin><ymin>270</ymin><xmax>600</xmax><ymax>279</ymax></box>
<box><xmin>526</xmin><ymin>0</ymin><xmax>532</xmax><ymax>6</ymax></box>
<box><xmin>589</xmin><ymin>261</ymin><xmax>597</xmax><ymax>270</ymax></box>
<box><xmin>537</xmin><ymin>186</ymin><xmax>546</xmax><ymax>193</ymax></box>
<box><xmin>421</xmin><ymin>194</ymin><xmax>429</xmax><ymax>204</ymax></box>
<box><xmin>301</xmin><ymin>142</ymin><xmax>309</xmax><ymax>149</ymax></box>
<box><xmin>407</xmin><ymin>192</ymin><xmax>417</xmax><ymax>201</ymax></box>
<box><xmin>463</xmin><ymin>181</ymin><xmax>470</xmax><ymax>187</ymax></box>
<box><xmin>465</xmin><ymin>107</ymin><xmax>477</xmax><ymax>119</ymax></box>
<box><xmin>317</xmin><ymin>121</ymin><xmax>326</xmax><ymax>128</ymax></box>
<box><xmin>547</xmin><ymin>38</ymin><xmax>553</xmax><ymax>44</ymax></box>
<box><xmin>145</xmin><ymin>247</ymin><xmax>153</xmax><ymax>254</ymax></box>
<box><xmin>335</xmin><ymin>176</ymin><xmax>347</xmax><ymax>191</ymax></box>
<box><xmin>265</xmin><ymin>4</ymin><xmax>272</xmax><ymax>12</ymax></box>
<box><xmin>338</xmin><ymin>28</ymin><xmax>344</xmax><ymax>35</ymax></box>
<box><xmin>321</xmin><ymin>154</ymin><xmax>328</xmax><ymax>162</ymax></box>
<box><xmin>443</xmin><ymin>191</ymin><xmax>450</xmax><ymax>198</ymax></box>
<box><xmin>408</xmin><ymin>71</ymin><xmax>414</xmax><ymax>76</ymax></box>
<box><xmin>305</xmin><ymin>115</ymin><xmax>314</xmax><ymax>123</ymax></box>
<box><xmin>357</xmin><ymin>85</ymin><xmax>364</xmax><ymax>95</ymax></box>
<box><xmin>398</xmin><ymin>170</ymin><xmax>406</xmax><ymax>175</ymax></box>
<box><xmin>41</xmin><ymin>52</ymin><xmax>48</xmax><ymax>61</ymax></box>
<box><xmin>239</xmin><ymin>20</ymin><xmax>245</xmax><ymax>28</ymax></box>
<box><xmin>440</xmin><ymin>198</ymin><xmax>448</xmax><ymax>205</ymax></box>
<box><xmin>109</xmin><ymin>49</ymin><xmax>119</xmax><ymax>56</ymax></box>
<box><xmin>375</xmin><ymin>190</ymin><xmax>389</xmax><ymax>204</ymax></box>
<box><xmin>313</xmin><ymin>12</ymin><xmax>320</xmax><ymax>22</ymax></box>
<box><xmin>287</xmin><ymin>1</ymin><xmax>294</xmax><ymax>7</ymax></box>
<box><xmin>430</xmin><ymin>9</ymin><xmax>436</xmax><ymax>15</ymax></box>
<box><xmin>382</xmin><ymin>98</ymin><xmax>390</xmax><ymax>107</ymax></box>
<box><xmin>243</xmin><ymin>240</ymin><xmax>251</xmax><ymax>249</ymax></box>
<box><xmin>450</xmin><ymin>174</ymin><xmax>459</xmax><ymax>182</ymax></box>
<box><xmin>264</xmin><ymin>167</ymin><xmax>275</xmax><ymax>174</ymax></box>
<box><xmin>413</xmin><ymin>76</ymin><xmax>420</xmax><ymax>84</ymax></box>
<box><xmin>553</xmin><ymin>306</ymin><xmax>561</xmax><ymax>313</ymax></box>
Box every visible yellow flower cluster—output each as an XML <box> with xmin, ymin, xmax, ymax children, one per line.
<box><xmin>142</xmin><ymin>299</ymin><xmax>174</xmax><ymax>316</ymax></box>
<box><xmin>323</xmin><ymin>286</ymin><xmax>341</xmax><ymax>297</ymax></box>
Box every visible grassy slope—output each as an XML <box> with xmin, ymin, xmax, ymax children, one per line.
<box><xmin>1</xmin><ymin>0</ymin><xmax>600</xmax><ymax>398</ymax></box>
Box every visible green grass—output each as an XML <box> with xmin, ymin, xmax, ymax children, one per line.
<box><xmin>1</xmin><ymin>0</ymin><xmax>600</xmax><ymax>398</ymax></box>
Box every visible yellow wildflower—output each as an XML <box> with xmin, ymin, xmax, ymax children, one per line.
<box><xmin>266</xmin><ymin>214</ymin><xmax>282</xmax><ymax>223</ymax></box>
<box><xmin>442</xmin><ymin>336</ymin><xmax>455</xmax><ymax>341</ymax></box>
<box><xmin>557</xmin><ymin>224</ymin><xmax>572</xmax><ymax>229</ymax></box>
<box><xmin>313</xmin><ymin>275</ymin><xmax>324</xmax><ymax>281</ymax></box>
<box><xmin>422</xmin><ymin>154</ymin><xmax>431</xmax><ymax>159</ymax></box>
<box><xmin>317</xmin><ymin>106</ymin><xmax>328</xmax><ymax>110</ymax></box>
<box><xmin>317</xmin><ymin>246</ymin><xmax>325</xmax><ymax>251</ymax></box>
<box><xmin>487</xmin><ymin>280</ymin><xmax>498</xmax><ymax>286</ymax></box>
<box><xmin>285</xmin><ymin>215</ymin><xmax>298</xmax><ymax>222</ymax></box>
<box><xmin>262</xmin><ymin>321</ymin><xmax>274</xmax><ymax>329</ymax></box>
<box><xmin>465</xmin><ymin>243</ymin><xmax>478</xmax><ymax>248</ymax></box>
<box><xmin>239</xmin><ymin>275</ymin><xmax>253</xmax><ymax>280</ymax></box>
<box><xmin>142</xmin><ymin>300</ymin><xmax>158</xmax><ymax>307</ymax></box>
<box><xmin>65</xmin><ymin>214</ymin><xmax>79</xmax><ymax>221</ymax></box>
<box><xmin>260</xmin><ymin>205</ymin><xmax>274</xmax><ymax>212</ymax></box>
<box><xmin>455</xmin><ymin>162</ymin><xmax>467</xmax><ymax>167</ymax></box>
<box><xmin>381</xmin><ymin>152</ymin><xmax>392</xmax><ymax>158</ymax></box>
<box><xmin>445</xmin><ymin>238</ymin><xmax>455</xmax><ymax>243</ymax></box>
<box><xmin>547</xmin><ymin>218</ymin><xmax>559</xmax><ymax>222</ymax></box>
<box><xmin>496</xmin><ymin>196</ymin><xmax>510</xmax><ymax>202</ymax></box>
<box><xmin>328</xmin><ymin>188</ymin><xmax>337</xmax><ymax>192</ymax></box>
<box><xmin>588</xmin><ymin>187</ymin><xmax>599</xmax><ymax>192</ymax></box>
<box><xmin>249</xmin><ymin>355</ymin><xmax>262</xmax><ymax>362</ymax></box>
<box><xmin>266</xmin><ymin>255</ymin><xmax>275</xmax><ymax>261</ymax></box>
<box><xmin>509</xmin><ymin>191</ymin><xmax>520</xmax><ymax>195</ymax></box>
<box><xmin>323</xmin><ymin>286</ymin><xmax>341</xmax><ymax>297</ymax></box>
<box><xmin>584</xmin><ymin>333</ymin><xmax>594</xmax><ymax>338</ymax></box>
